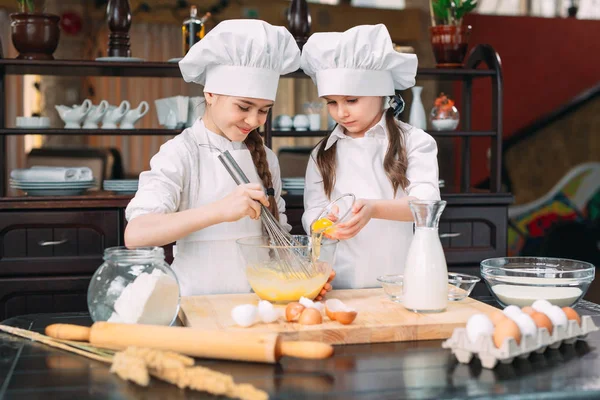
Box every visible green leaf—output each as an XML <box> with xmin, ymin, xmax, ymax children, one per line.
<box><xmin>434</xmin><ymin>0</ymin><xmax>477</xmax><ymax>24</ymax></box>
<box><xmin>432</xmin><ymin>0</ymin><xmax>450</xmax><ymax>21</ymax></box>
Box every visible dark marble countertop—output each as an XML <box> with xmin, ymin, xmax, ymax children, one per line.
<box><xmin>1</xmin><ymin>297</ymin><xmax>600</xmax><ymax>399</ymax></box>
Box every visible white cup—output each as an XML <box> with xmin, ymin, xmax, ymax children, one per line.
<box><xmin>308</xmin><ymin>114</ymin><xmax>321</xmax><ymax>131</ymax></box>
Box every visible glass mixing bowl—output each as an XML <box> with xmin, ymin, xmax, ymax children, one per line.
<box><xmin>88</xmin><ymin>246</ymin><xmax>181</xmax><ymax>326</ymax></box>
<box><xmin>481</xmin><ymin>257</ymin><xmax>595</xmax><ymax>308</ymax></box>
<box><xmin>236</xmin><ymin>235</ymin><xmax>338</xmax><ymax>303</ymax></box>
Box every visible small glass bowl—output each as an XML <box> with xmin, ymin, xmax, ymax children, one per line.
<box><xmin>311</xmin><ymin>193</ymin><xmax>356</xmax><ymax>234</ymax></box>
<box><xmin>481</xmin><ymin>257</ymin><xmax>595</xmax><ymax>308</ymax></box>
<box><xmin>377</xmin><ymin>272</ymin><xmax>480</xmax><ymax>303</ymax></box>
<box><xmin>447</xmin><ymin>272</ymin><xmax>481</xmax><ymax>301</ymax></box>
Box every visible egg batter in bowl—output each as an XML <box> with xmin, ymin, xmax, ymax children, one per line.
<box><xmin>237</xmin><ymin>235</ymin><xmax>338</xmax><ymax>303</ymax></box>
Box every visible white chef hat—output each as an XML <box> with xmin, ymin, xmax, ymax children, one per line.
<box><xmin>301</xmin><ymin>24</ymin><xmax>418</xmax><ymax>97</ymax></box>
<box><xmin>179</xmin><ymin>19</ymin><xmax>301</xmax><ymax>101</ymax></box>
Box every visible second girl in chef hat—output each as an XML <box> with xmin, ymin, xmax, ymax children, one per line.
<box><xmin>125</xmin><ymin>20</ymin><xmax>335</xmax><ymax>297</ymax></box>
<box><xmin>301</xmin><ymin>24</ymin><xmax>441</xmax><ymax>289</ymax></box>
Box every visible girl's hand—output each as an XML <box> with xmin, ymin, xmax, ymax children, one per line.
<box><xmin>315</xmin><ymin>269</ymin><xmax>336</xmax><ymax>301</ymax></box>
<box><xmin>333</xmin><ymin>199</ymin><xmax>375</xmax><ymax>240</ymax></box>
<box><xmin>217</xmin><ymin>183</ymin><xmax>269</xmax><ymax>222</ymax></box>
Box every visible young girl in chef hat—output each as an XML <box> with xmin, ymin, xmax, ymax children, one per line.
<box><xmin>300</xmin><ymin>24</ymin><xmax>441</xmax><ymax>289</ymax></box>
<box><xmin>125</xmin><ymin>20</ymin><xmax>334</xmax><ymax>298</ymax></box>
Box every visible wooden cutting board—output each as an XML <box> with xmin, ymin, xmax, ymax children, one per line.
<box><xmin>179</xmin><ymin>288</ymin><xmax>501</xmax><ymax>345</ymax></box>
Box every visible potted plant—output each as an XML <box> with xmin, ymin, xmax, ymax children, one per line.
<box><xmin>429</xmin><ymin>0</ymin><xmax>476</xmax><ymax>67</ymax></box>
<box><xmin>10</xmin><ymin>0</ymin><xmax>60</xmax><ymax>60</ymax></box>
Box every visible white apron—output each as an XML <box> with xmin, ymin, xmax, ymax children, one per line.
<box><xmin>331</xmin><ymin>137</ymin><xmax>414</xmax><ymax>289</ymax></box>
<box><xmin>171</xmin><ymin>124</ymin><xmax>263</xmax><ymax>296</ymax></box>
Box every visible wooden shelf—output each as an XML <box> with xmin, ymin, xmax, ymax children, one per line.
<box><xmin>429</xmin><ymin>130</ymin><xmax>497</xmax><ymax>137</ymax></box>
<box><xmin>0</xmin><ymin>59</ymin><xmax>496</xmax><ymax>80</ymax></box>
<box><xmin>271</xmin><ymin>130</ymin><xmax>330</xmax><ymax>137</ymax></box>
<box><xmin>0</xmin><ymin>128</ymin><xmax>181</xmax><ymax>136</ymax></box>
<box><xmin>0</xmin><ymin>59</ymin><xmax>182</xmax><ymax>78</ymax></box>
<box><xmin>283</xmin><ymin>68</ymin><xmax>496</xmax><ymax>80</ymax></box>
<box><xmin>283</xmin><ymin>190</ymin><xmax>514</xmax><ymax>206</ymax></box>
<box><xmin>0</xmin><ymin>192</ymin><xmax>134</xmax><ymax>209</ymax></box>
<box><xmin>271</xmin><ymin>129</ymin><xmax>497</xmax><ymax>138</ymax></box>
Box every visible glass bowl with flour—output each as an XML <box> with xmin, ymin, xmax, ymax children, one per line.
<box><xmin>88</xmin><ymin>246</ymin><xmax>181</xmax><ymax>326</ymax></box>
<box><xmin>481</xmin><ymin>257</ymin><xmax>595</xmax><ymax>308</ymax></box>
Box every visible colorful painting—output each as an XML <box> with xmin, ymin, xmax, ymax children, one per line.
<box><xmin>508</xmin><ymin>163</ymin><xmax>600</xmax><ymax>264</ymax></box>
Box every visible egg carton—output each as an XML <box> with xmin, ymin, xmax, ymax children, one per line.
<box><xmin>442</xmin><ymin>315</ymin><xmax>598</xmax><ymax>369</ymax></box>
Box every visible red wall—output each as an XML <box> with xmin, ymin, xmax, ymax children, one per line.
<box><xmin>453</xmin><ymin>15</ymin><xmax>600</xmax><ymax>186</ymax></box>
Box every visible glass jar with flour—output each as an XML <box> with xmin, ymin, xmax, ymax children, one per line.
<box><xmin>88</xmin><ymin>246</ymin><xmax>181</xmax><ymax>326</ymax></box>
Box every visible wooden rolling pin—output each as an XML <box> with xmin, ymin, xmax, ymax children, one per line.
<box><xmin>45</xmin><ymin>322</ymin><xmax>333</xmax><ymax>364</ymax></box>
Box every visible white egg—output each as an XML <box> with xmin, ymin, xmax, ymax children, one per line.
<box><xmin>532</xmin><ymin>299</ymin><xmax>553</xmax><ymax>313</ymax></box>
<box><xmin>503</xmin><ymin>305</ymin><xmax>522</xmax><ymax>318</ymax></box>
<box><xmin>512</xmin><ymin>313</ymin><xmax>538</xmax><ymax>337</ymax></box>
<box><xmin>466</xmin><ymin>314</ymin><xmax>494</xmax><ymax>344</ymax></box>
<box><xmin>231</xmin><ymin>304</ymin><xmax>258</xmax><ymax>327</ymax></box>
<box><xmin>542</xmin><ymin>305</ymin><xmax>568</xmax><ymax>328</ymax></box>
<box><xmin>257</xmin><ymin>300</ymin><xmax>280</xmax><ymax>323</ymax></box>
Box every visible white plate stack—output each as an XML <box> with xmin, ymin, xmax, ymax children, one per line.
<box><xmin>103</xmin><ymin>179</ymin><xmax>139</xmax><ymax>194</ymax></box>
<box><xmin>282</xmin><ymin>177</ymin><xmax>305</xmax><ymax>196</ymax></box>
<box><xmin>10</xmin><ymin>167</ymin><xmax>95</xmax><ymax>196</ymax></box>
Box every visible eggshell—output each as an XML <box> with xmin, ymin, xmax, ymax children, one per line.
<box><xmin>562</xmin><ymin>307</ymin><xmax>581</xmax><ymax>326</ymax></box>
<box><xmin>257</xmin><ymin>300</ymin><xmax>280</xmax><ymax>323</ymax></box>
<box><xmin>298</xmin><ymin>308</ymin><xmax>323</xmax><ymax>325</ymax></box>
<box><xmin>325</xmin><ymin>299</ymin><xmax>358</xmax><ymax>325</ymax></box>
<box><xmin>512</xmin><ymin>313</ymin><xmax>538</xmax><ymax>337</ymax></box>
<box><xmin>503</xmin><ymin>305</ymin><xmax>523</xmax><ymax>319</ymax></box>
<box><xmin>231</xmin><ymin>304</ymin><xmax>258</xmax><ymax>327</ymax></box>
<box><xmin>285</xmin><ymin>302</ymin><xmax>305</xmax><ymax>322</ymax></box>
<box><xmin>466</xmin><ymin>314</ymin><xmax>494</xmax><ymax>344</ymax></box>
<box><xmin>299</xmin><ymin>296</ymin><xmax>325</xmax><ymax>312</ymax></box>
<box><xmin>493</xmin><ymin>318</ymin><xmax>522</xmax><ymax>347</ymax></box>
<box><xmin>529</xmin><ymin>310</ymin><xmax>554</xmax><ymax>334</ymax></box>
<box><xmin>334</xmin><ymin>311</ymin><xmax>357</xmax><ymax>325</ymax></box>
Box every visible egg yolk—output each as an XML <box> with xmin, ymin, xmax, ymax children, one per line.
<box><xmin>312</xmin><ymin>218</ymin><xmax>334</xmax><ymax>233</ymax></box>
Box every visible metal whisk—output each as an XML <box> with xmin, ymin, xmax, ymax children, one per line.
<box><xmin>218</xmin><ymin>150</ymin><xmax>314</xmax><ymax>279</ymax></box>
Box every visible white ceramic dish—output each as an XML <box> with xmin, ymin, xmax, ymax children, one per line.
<box><xmin>96</xmin><ymin>57</ymin><xmax>146</xmax><ymax>62</ymax></box>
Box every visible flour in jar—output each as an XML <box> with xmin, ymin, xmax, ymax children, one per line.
<box><xmin>108</xmin><ymin>269</ymin><xmax>180</xmax><ymax>325</ymax></box>
<box><xmin>491</xmin><ymin>276</ymin><xmax>583</xmax><ymax>307</ymax></box>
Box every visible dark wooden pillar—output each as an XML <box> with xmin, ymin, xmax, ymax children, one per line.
<box><xmin>106</xmin><ymin>0</ymin><xmax>132</xmax><ymax>57</ymax></box>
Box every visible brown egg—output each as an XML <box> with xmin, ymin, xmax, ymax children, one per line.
<box><xmin>490</xmin><ymin>312</ymin><xmax>508</xmax><ymax>326</ymax></box>
<box><xmin>562</xmin><ymin>307</ymin><xmax>581</xmax><ymax>326</ymax></box>
<box><xmin>493</xmin><ymin>318</ymin><xmax>522</xmax><ymax>348</ymax></box>
<box><xmin>285</xmin><ymin>302</ymin><xmax>305</xmax><ymax>322</ymax></box>
<box><xmin>522</xmin><ymin>306</ymin><xmax>535</xmax><ymax>315</ymax></box>
<box><xmin>298</xmin><ymin>308</ymin><xmax>323</xmax><ymax>325</ymax></box>
<box><xmin>529</xmin><ymin>310</ymin><xmax>553</xmax><ymax>334</ymax></box>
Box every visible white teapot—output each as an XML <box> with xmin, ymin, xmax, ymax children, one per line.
<box><xmin>82</xmin><ymin>100</ymin><xmax>109</xmax><ymax>129</ymax></box>
<box><xmin>55</xmin><ymin>99</ymin><xmax>92</xmax><ymax>129</ymax></box>
<box><xmin>101</xmin><ymin>101</ymin><xmax>131</xmax><ymax>129</ymax></box>
<box><xmin>120</xmin><ymin>101</ymin><xmax>149</xmax><ymax>129</ymax></box>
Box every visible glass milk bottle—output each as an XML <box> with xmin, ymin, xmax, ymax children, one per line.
<box><xmin>403</xmin><ymin>200</ymin><xmax>448</xmax><ymax>313</ymax></box>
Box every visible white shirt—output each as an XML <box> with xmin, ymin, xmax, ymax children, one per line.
<box><xmin>126</xmin><ymin>119</ymin><xmax>290</xmax><ymax>295</ymax></box>
<box><xmin>302</xmin><ymin>114</ymin><xmax>440</xmax><ymax>289</ymax></box>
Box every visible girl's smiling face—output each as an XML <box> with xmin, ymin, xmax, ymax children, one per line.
<box><xmin>324</xmin><ymin>95</ymin><xmax>384</xmax><ymax>137</ymax></box>
<box><xmin>204</xmin><ymin>93</ymin><xmax>273</xmax><ymax>141</ymax></box>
